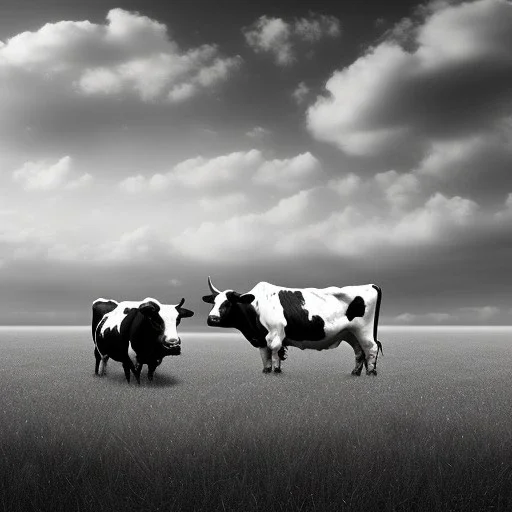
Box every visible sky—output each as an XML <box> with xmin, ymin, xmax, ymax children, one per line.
<box><xmin>0</xmin><ymin>0</ymin><xmax>511</xmax><ymax>326</ymax></box>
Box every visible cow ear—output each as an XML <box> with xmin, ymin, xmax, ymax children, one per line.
<box><xmin>178</xmin><ymin>307</ymin><xmax>194</xmax><ymax>318</ymax></box>
<box><xmin>202</xmin><ymin>294</ymin><xmax>215</xmax><ymax>304</ymax></box>
<box><xmin>139</xmin><ymin>301</ymin><xmax>160</xmax><ymax>315</ymax></box>
<box><xmin>238</xmin><ymin>293</ymin><xmax>255</xmax><ymax>304</ymax></box>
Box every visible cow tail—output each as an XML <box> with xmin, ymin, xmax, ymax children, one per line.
<box><xmin>372</xmin><ymin>284</ymin><xmax>383</xmax><ymax>356</ymax></box>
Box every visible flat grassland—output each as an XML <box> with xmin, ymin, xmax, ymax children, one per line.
<box><xmin>1</xmin><ymin>326</ymin><xmax>511</xmax><ymax>511</ymax></box>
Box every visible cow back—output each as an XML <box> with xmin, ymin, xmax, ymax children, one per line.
<box><xmin>92</xmin><ymin>299</ymin><xmax>118</xmax><ymax>341</ymax></box>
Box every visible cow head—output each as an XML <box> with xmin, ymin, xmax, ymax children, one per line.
<box><xmin>137</xmin><ymin>297</ymin><xmax>194</xmax><ymax>353</ymax></box>
<box><xmin>202</xmin><ymin>276</ymin><xmax>255</xmax><ymax>328</ymax></box>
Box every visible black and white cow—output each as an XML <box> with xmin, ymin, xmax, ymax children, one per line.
<box><xmin>92</xmin><ymin>297</ymin><xmax>194</xmax><ymax>383</ymax></box>
<box><xmin>202</xmin><ymin>277</ymin><xmax>383</xmax><ymax>375</ymax></box>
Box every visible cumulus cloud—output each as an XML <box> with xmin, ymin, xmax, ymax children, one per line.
<box><xmin>12</xmin><ymin>156</ymin><xmax>92</xmax><ymax>191</ymax></box>
<box><xmin>172</xmin><ymin>189</ymin><xmax>313</xmax><ymax>260</ymax></box>
<box><xmin>119</xmin><ymin>149</ymin><xmax>321</xmax><ymax>192</ymax></box>
<box><xmin>307</xmin><ymin>0</ymin><xmax>512</xmax><ymax>156</ymax></box>
<box><xmin>155</xmin><ymin>149</ymin><xmax>264</xmax><ymax>189</ymax></box>
<box><xmin>275</xmin><ymin>192</ymin><xmax>481</xmax><ymax>258</ymax></box>
<box><xmin>0</xmin><ymin>8</ymin><xmax>241</xmax><ymax>103</ymax></box>
<box><xmin>243</xmin><ymin>13</ymin><xmax>340</xmax><ymax>66</ymax></box>
<box><xmin>252</xmin><ymin>152</ymin><xmax>321</xmax><ymax>190</ymax></box>
<box><xmin>169</xmin><ymin>172</ymin><xmax>501</xmax><ymax>263</ymax></box>
<box><xmin>243</xmin><ymin>17</ymin><xmax>293</xmax><ymax>65</ymax></box>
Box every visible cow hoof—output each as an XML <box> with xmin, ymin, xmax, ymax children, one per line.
<box><xmin>366</xmin><ymin>369</ymin><xmax>377</xmax><ymax>376</ymax></box>
<box><xmin>273</xmin><ymin>368</ymin><xmax>282</xmax><ymax>374</ymax></box>
<box><xmin>351</xmin><ymin>369</ymin><xmax>362</xmax><ymax>376</ymax></box>
<box><xmin>262</xmin><ymin>368</ymin><xmax>272</xmax><ymax>374</ymax></box>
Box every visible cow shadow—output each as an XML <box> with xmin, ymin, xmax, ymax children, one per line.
<box><xmin>144</xmin><ymin>373</ymin><xmax>182</xmax><ymax>388</ymax></box>
<box><xmin>99</xmin><ymin>371</ymin><xmax>182</xmax><ymax>388</ymax></box>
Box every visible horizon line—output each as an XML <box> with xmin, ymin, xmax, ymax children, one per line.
<box><xmin>0</xmin><ymin>325</ymin><xmax>511</xmax><ymax>331</ymax></box>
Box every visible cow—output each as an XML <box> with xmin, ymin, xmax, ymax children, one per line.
<box><xmin>202</xmin><ymin>277</ymin><xmax>383</xmax><ymax>375</ymax></box>
<box><xmin>92</xmin><ymin>297</ymin><xmax>194</xmax><ymax>383</ymax></box>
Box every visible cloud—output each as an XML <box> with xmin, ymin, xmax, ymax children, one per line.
<box><xmin>118</xmin><ymin>174</ymin><xmax>148</xmax><ymax>194</ymax></box>
<box><xmin>0</xmin><ymin>225</ymin><xmax>169</xmax><ymax>265</ymax></box>
<box><xmin>252</xmin><ymin>152</ymin><xmax>321</xmax><ymax>190</ymax></box>
<box><xmin>243</xmin><ymin>13</ymin><xmax>340</xmax><ymax>66</ymax></box>
<box><xmin>392</xmin><ymin>306</ymin><xmax>501</xmax><ymax>324</ymax></box>
<box><xmin>12</xmin><ymin>156</ymin><xmax>92</xmax><ymax>191</ymax></box>
<box><xmin>413</xmin><ymin>132</ymin><xmax>512</xmax><ymax>201</ymax></box>
<box><xmin>246</xmin><ymin>126</ymin><xmax>271</xmax><ymax>139</ymax></box>
<box><xmin>198</xmin><ymin>193</ymin><xmax>247</xmax><ymax>214</ymax></box>
<box><xmin>94</xmin><ymin>226</ymin><xmax>166</xmax><ymax>262</ymax></box>
<box><xmin>154</xmin><ymin>149</ymin><xmax>264</xmax><ymax>189</ymax></box>
<box><xmin>307</xmin><ymin>0</ymin><xmax>512</xmax><ymax>156</ymax></box>
<box><xmin>458</xmin><ymin>306</ymin><xmax>500</xmax><ymax>322</ymax></box>
<box><xmin>327</xmin><ymin>173</ymin><xmax>362</xmax><ymax>197</ymax></box>
<box><xmin>374</xmin><ymin>170</ymin><xmax>421</xmax><ymax>210</ymax></box>
<box><xmin>172</xmin><ymin>189</ymin><xmax>314</xmax><ymax>260</ymax></box>
<box><xmin>169</xmin><ymin>174</ymin><xmax>495</xmax><ymax>263</ymax></box>
<box><xmin>119</xmin><ymin>149</ymin><xmax>321</xmax><ymax>192</ymax></box>
<box><xmin>292</xmin><ymin>81</ymin><xmax>310</xmax><ymax>104</ymax></box>
<box><xmin>243</xmin><ymin>16</ymin><xmax>293</xmax><ymax>65</ymax></box>
<box><xmin>276</xmin><ymin>192</ymin><xmax>481</xmax><ymax>258</ymax></box>
<box><xmin>294</xmin><ymin>14</ymin><xmax>341</xmax><ymax>42</ymax></box>
<box><xmin>0</xmin><ymin>8</ymin><xmax>241</xmax><ymax>104</ymax></box>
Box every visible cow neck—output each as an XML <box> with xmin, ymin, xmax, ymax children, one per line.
<box><xmin>232</xmin><ymin>302</ymin><xmax>267</xmax><ymax>347</ymax></box>
<box><xmin>119</xmin><ymin>308</ymin><xmax>139</xmax><ymax>339</ymax></box>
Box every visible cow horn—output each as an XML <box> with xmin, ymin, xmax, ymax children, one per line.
<box><xmin>208</xmin><ymin>276</ymin><xmax>221</xmax><ymax>295</ymax></box>
<box><xmin>177</xmin><ymin>297</ymin><xmax>185</xmax><ymax>308</ymax></box>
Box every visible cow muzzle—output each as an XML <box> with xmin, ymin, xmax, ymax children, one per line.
<box><xmin>162</xmin><ymin>336</ymin><xmax>180</xmax><ymax>347</ymax></box>
<box><xmin>207</xmin><ymin>316</ymin><xmax>221</xmax><ymax>326</ymax></box>
<box><xmin>161</xmin><ymin>337</ymin><xmax>181</xmax><ymax>355</ymax></box>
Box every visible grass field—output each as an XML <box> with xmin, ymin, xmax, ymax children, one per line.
<box><xmin>1</xmin><ymin>326</ymin><xmax>511</xmax><ymax>511</ymax></box>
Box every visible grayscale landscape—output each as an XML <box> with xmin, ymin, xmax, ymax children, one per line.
<box><xmin>1</xmin><ymin>326</ymin><xmax>511</xmax><ymax>511</ymax></box>
<box><xmin>1</xmin><ymin>0</ymin><xmax>512</xmax><ymax>510</ymax></box>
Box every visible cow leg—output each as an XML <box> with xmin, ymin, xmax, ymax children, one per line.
<box><xmin>122</xmin><ymin>361</ymin><xmax>131</xmax><ymax>383</ymax></box>
<box><xmin>266</xmin><ymin>329</ymin><xmax>285</xmax><ymax>373</ymax></box>
<box><xmin>357</xmin><ymin>331</ymin><xmax>379</xmax><ymax>376</ymax></box>
<box><xmin>271</xmin><ymin>350</ymin><xmax>283</xmax><ymax>373</ymax></box>
<box><xmin>344</xmin><ymin>333</ymin><xmax>366</xmax><ymax>376</ymax></box>
<box><xmin>259</xmin><ymin>347</ymin><xmax>272</xmax><ymax>373</ymax></box>
<box><xmin>148</xmin><ymin>359</ymin><xmax>162</xmax><ymax>381</ymax></box>
<box><xmin>132</xmin><ymin>363</ymin><xmax>142</xmax><ymax>384</ymax></box>
<box><xmin>128</xmin><ymin>342</ymin><xmax>142</xmax><ymax>384</ymax></box>
<box><xmin>98</xmin><ymin>356</ymin><xmax>109</xmax><ymax>376</ymax></box>
<box><xmin>94</xmin><ymin>348</ymin><xmax>101</xmax><ymax>375</ymax></box>
<box><xmin>147</xmin><ymin>363</ymin><xmax>158</xmax><ymax>382</ymax></box>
